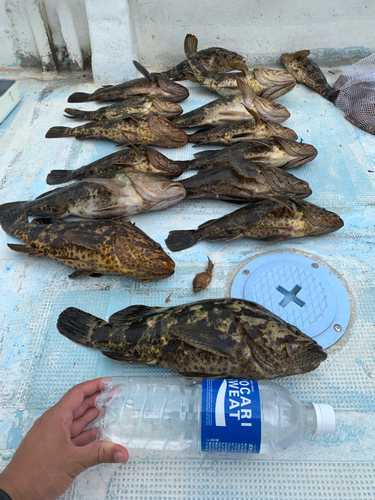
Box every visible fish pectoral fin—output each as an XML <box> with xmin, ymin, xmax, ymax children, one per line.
<box><xmin>101</xmin><ymin>350</ymin><xmax>149</xmax><ymax>364</ymax></box>
<box><xmin>32</xmin><ymin>217</ymin><xmax>65</xmax><ymax>224</ymax></box>
<box><xmin>218</xmin><ymin>110</ymin><xmax>248</xmax><ymax>118</ymax></box>
<box><xmin>68</xmin><ymin>269</ymin><xmax>96</xmax><ymax>279</ymax></box>
<box><xmin>7</xmin><ymin>243</ymin><xmax>46</xmax><ymax>257</ymax></box>
<box><xmin>133</xmin><ymin>60</ymin><xmax>154</xmax><ymax>82</ymax></box>
<box><xmin>193</xmin><ymin>150</ymin><xmax>216</xmax><ymax>159</ymax></box>
<box><xmin>170</xmin><ymin>324</ymin><xmax>235</xmax><ymax>360</ymax></box>
<box><xmin>228</xmin><ymin>60</ymin><xmax>250</xmax><ymax>75</ymax></box>
<box><xmin>64</xmin><ymin>230</ymin><xmax>107</xmax><ymax>250</ymax></box>
<box><xmin>228</xmin><ymin>155</ymin><xmax>258</xmax><ymax>177</ymax></box>
<box><xmin>262</xmin><ymin>231</ymin><xmax>292</xmax><ymax>243</ymax></box>
<box><xmin>82</xmin><ymin>177</ymin><xmax>131</xmax><ymax>195</ymax></box>
<box><xmin>108</xmin><ymin>305</ymin><xmax>163</xmax><ymax>324</ymax></box>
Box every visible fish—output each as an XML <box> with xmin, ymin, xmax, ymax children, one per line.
<box><xmin>1</xmin><ymin>210</ymin><xmax>175</xmax><ymax>281</ymax></box>
<box><xmin>160</xmin><ymin>46</ymin><xmax>245</xmax><ymax>81</ymax></box>
<box><xmin>67</xmin><ymin>61</ymin><xmax>189</xmax><ymax>103</ymax></box>
<box><xmin>173</xmin><ymin>76</ymin><xmax>290</xmax><ymax>128</ymax></box>
<box><xmin>46</xmin><ymin>146</ymin><xmax>183</xmax><ymax>185</ymax></box>
<box><xmin>179</xmin><ymin>159</ymin><xmax>312</xmax><ymax>202</ymax></box>
<box><xmin>0</xmin><ymin>170</ymin><xmax>186</xmax><ymax>222</ymax></box>
<box><xmin>165</xmin><ymin>198</ymin><xmax>344</xmax><ymax>252</ymax></box>
<box><xmin>45</xmin><ymin>113</ymin><xmax>189</xmax><ymax>148</ymax></box>
<box><xmin>64</xmin><ymin>96</ymin><xmax>183</xmax><ymax>121</ymax></box>
<box><xmin>177</xmin><ymin>138</ymin><xmax>318</xmax><ymax>171</ymax></box>
<box><xmin>193</xmin><ymin>257</ymin><xmax>214</xmax><ymax>293</ymax></box>
<box><xmin>183</xmin><ymin>34</ymin><xmax>295</xmax><ymax>98</ymax></box>
<box><xmin>281</xmin><ymin>50</ymin><xmax>339</xmax><ymax>102</ymax></box>
<box><xmin>188</xmin><ymin>109</ymin><xmax>298</xmax><ymax>145</ymax></box>
<box><xmin>56</xmin><ymin>298</ymin><xmax>327</xmax><ymax>379</ymax></box>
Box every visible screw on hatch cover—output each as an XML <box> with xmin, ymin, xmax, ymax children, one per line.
<box><xmin>334</xmin><ymin>324</ymin><xmax>342</xmax><ymax>332</ymax></box>
<box><xmin>311</xmin><ymin>263</ymin><xmax>319</xmax><ymax>268</ymax></box>
<box><xmin>242</xmin><ymin>269</ymin><xmax>250</xmax><ymax>275</ymax></box>
<box><xmin>276</xmin><ymin>284</ymin><xmax>306</xmax><ymax>308</ymax></box>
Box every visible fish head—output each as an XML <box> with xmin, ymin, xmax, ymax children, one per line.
<box><xmin>252</xmin><ymin>96</ymin><xmax>290</xmax><ymax>123</ymax></box>
<box><xmin>115</xmin><ymin>225</ymin><xmax>175</xmax><ymax>280</ymax></box>
<box><xmin>280</xmin><ymin>50</ymin><xmax>311</xmax><ymax>80</ymax></box>
<box><xmin>144</xmin><ymin>147</ymin><xmax>183</xmax><ymax>178</ymax></box>
<box><xmin>154</xmin><ymin>76</ymin><xmax>189</xmax><ymax>102</ymax></box>
<box><xmin>294</xmin><ymin>200</ymin><xmax>344</xmax><ymax>235</ymax></box>
<box><xmin>272</xmin><ymin>137</ymin><xmax>318</xmax><ymax>168</ymax></box>
<box><xmin>125</xmin><ymin>170</ymin><xmax>186</xmax><ymax>209</ymax></box>
<box><xmin>151</xmin><ymin>98</ymin><xmax>183</xmax><ymax>118</ymax></box>
<box><xmin>261</xmin><ymin>167</ymin><xmax>312</xmax><ymax>199</ymax></box>
<box><xmin>239</xmin><ymin>304</ymin><xmax>327</xmax><ymax>377</ymax></box>
<box><xmin>254</xmin><ymin>69</ymin><xmax>296</xmax><ymax>99</ymax></box>
<box><xmin>147</xmin><ymin>113</ymin><xmax>189</xmax><ymax>148</ymax></box>
<box><xmin>266</xmin><ymin>121</ymin><xmax>298</xmax><ymax>140</ymax></box>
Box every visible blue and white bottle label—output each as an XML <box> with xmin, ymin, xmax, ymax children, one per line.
<box><xmin>201</xmin><ymin>379</ymin><xmax>261</xmax><ymax>453</ymax></box>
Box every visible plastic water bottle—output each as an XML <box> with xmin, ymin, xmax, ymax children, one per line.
<box><xmin>93</xmin><ymin>377</ymin><xmax>335</xmax><ymax>454</ymax></box>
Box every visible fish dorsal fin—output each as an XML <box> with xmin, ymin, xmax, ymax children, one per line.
<box><xmin>101</xmin><ymin>351</ymin><xmax>149</xmax><ymax>364</ymax></box>
<box><xmin>198</xmin><ymin>218</ymin><xmax>217</xmax><ymax>229</ymax></box>
<box><xmin>64</xmin><ymin>230</ymin><xmax>107</xmax><ymax>251</ymax></box>
<box><xmin>170</xmin><ymin>324</ymin><xmax>235</xmax><ymax>359</ymax></box>
<box><xmin>133</xmin><ymin>60</ymin><xmax>154</xmax><ymax>82</ymax></box>
<box><xmin>82</xmin><ymin>177</ymin><xmax>131</xmax><ymax>195</ymax></box>
<box><xmin>108</xmin><ymin>305</ymin><xmax>163</xmax><ymax>324</ymax></box>
<box><xmin>294</xmin><ymin>50</ymin><xmax>310</xmax><ymax>61</ymax></box>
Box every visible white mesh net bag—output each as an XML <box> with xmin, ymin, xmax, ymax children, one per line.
<box><xmin>334</xmin><ymin>53</ymin><xmax>375</xmax><ymax>134</ymax></box>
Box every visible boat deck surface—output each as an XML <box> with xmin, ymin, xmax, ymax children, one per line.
<box><xmin>0</xmin><ymin>66</ymin><xmax>374</xmax><ymax>500</ymax></box>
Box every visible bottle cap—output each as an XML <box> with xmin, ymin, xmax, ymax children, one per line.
<box><xmin>311</xmin><ymin>403</ymin><xmax>336</xmax><ymax>434</ymax></box>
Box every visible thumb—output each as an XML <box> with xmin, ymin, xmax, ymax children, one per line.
<box><xmin>76</xmin><ymin>441</ymin><xmax>129</xmax><ymax>472</ymax></box>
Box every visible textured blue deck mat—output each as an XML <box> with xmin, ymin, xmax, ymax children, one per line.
<box><xmin>0</xmin><ymin>69</ymin><xmax>375</xmax><ymax>499</ymax></box>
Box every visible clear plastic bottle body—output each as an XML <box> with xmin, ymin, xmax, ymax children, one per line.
<box><xmin>94</xmin><ymin>377</ymin><xmax>317</xmax><ymax>454</ymax></box>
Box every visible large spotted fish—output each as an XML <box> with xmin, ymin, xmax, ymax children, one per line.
<box><xmin>0</xmin><ymin>210</ymin><xmax>175</xmax><ymax>281</ymax></box>
<box><xmin>57</xmin><ymin>298</ymin><xmax>327</xmax><ymax>379</ymax></box>
<box><xmin>165</xmin><ymin>198</ymin><xmax>343</xmax><ymax>252</ymax></box>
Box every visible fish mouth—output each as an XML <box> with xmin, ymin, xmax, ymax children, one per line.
<box><xmin>142</xmin><ymin>256</ymin><xmax>175</xmax><ymax>279</ymax></box>
<box><xmin>253</xmin><ymin>98</ymin><xmax>290</xmax><ymax>123</ymax></box>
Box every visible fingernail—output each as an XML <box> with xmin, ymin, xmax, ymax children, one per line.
<box><xmin>114</xmin><ymin>452</ymin><xmax>128</xmax><ymax>463</ymax></box>
<box><xmin>101</xmin><ymin>377</ymin><xmax>112</xmax><ymax>389</ymax></box>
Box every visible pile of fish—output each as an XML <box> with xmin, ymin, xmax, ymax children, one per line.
<box><xmin>3</xmin><ymin>34</ymin><xmax>350</xmax><ymax>379</ymax></box>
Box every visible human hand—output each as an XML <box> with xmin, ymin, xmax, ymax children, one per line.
<box><xmin>0</xmin><ymin>377</ymin><xmax>129</xmax><ymax>500</ymax></box>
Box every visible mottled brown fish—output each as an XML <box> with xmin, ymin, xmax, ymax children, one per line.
<box><xmin>64</xmin><ymin>97</ymin><xmax>183</xmax><ymax>121</ymax></box>
<box><xmin>56</xmin><ymin>298</ymin><xmax>327</xmax><ymax>379</ymax></box>
<box><xmin>173</xmin><ymin>77</ymin><xmax>290</xmax><ymax>128</ymax></box>
<box><xmin>46</xmin><ymin>146</ymin><xmax>182</xmax><ymax>185</ymax></box>
<box><xmin>45</xmin><ymin>113</ymin><xmax>189</xmax><ymax>148</ymax></box>
<box><xmin>281</xmin><ymin>50</ymin><xmax>339</xmax><ymax>102</ymax></box>
<box><xmin>1</xmin><ymin>210</ymin><xmax>175</xmax><ymax>280</ymax></box>
<box><xmin>177</xmin><ymin>138</ymin><xmax>318</xmax><ymax>171</ymax></box>
<box><xmin>0</xmin><ymin>171</ymin><xmax>186</xmax><ymax>221</ymax></box>
<box><xmin>180</xmin><ymin>160</ymin><xmax>312</xmax><ymax>202</ymax></box>
<box><xmin>68</xmin><ymin>61</ymin><xmax>189</xmax><ymax>103</ymax></box>
<box><xmin>184</xmin><ymin>34</ymin><xmax>295</xmax><ymax>99</ymax></box>
<box><xmin>188</xmin><ymin>109</ymin><xmax>297</xmax><ymax>145</ymax></box>
<box><xmin>165</xmin><ymin>198</ymin><xmax>343</xmax><ymax>252</ymax></box>
<box><xmin>193</xmin><ymin>257</ymin><xmax>214</xmax><ymax>293</ymax></box>
<box><xmin>160</xmin><ymin>45</ymin><xmax>245</xmax><ymax>81</ymax></box>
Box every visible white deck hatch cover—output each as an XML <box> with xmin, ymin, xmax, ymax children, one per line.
<box><xmin>230</xmin><ymin>253</ymin><xmax>350</xmax><ymax>349</ymax></box>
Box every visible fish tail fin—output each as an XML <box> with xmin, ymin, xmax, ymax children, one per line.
<box><xmin>0</xmin><ymin>203</ymin><xmax>28</xmax><ymax>234</ymax></box>
<box><xmin>328</xmin><ymin>88</ymin><xmax>340</xmax><ymax>103</ymax></box>
<box><xmin>184</xmin><ymin>34</ymin><xmax>198</xmax><ymax>58</ymax></box>
<box><xmin>64</xmin><ymin>108</ymin><xmax>90</xmax><ymax>119</ymax></box>
<box><xmin>46</xmin><ymin>170</ymin><xmax>73</xmax><ymax>185</ymax></box>
<box><xmin>45</xmin><ymin>126</ymin><xmax>73</xmax><ymax>138</ymax></box>
<box><xmin>165</xmin><ymin>229</ymin><xmax>200</xmax><ymax>252</ymax></box>
<box><xmin>57</xmin><ymin>307</ymin><xmax>107</xmax><ymax>347</ymax></box>
<box><xmin>67</xmin><ymin>92</ymin><xmax>91</xmax><ymax>103</ymax></box>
